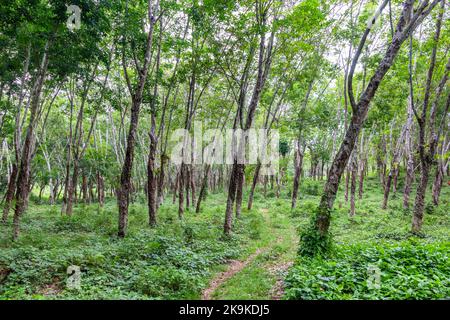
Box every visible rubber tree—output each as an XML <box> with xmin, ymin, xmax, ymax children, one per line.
<box><xmin>117</xmin><ymin>0</ymin><xmax>160</xmax><ymax>237</ymax></box>
<box><xmin>300</xmin><ymin>0</ymin><xmax>441</xmax><ymax>256</ymax></box>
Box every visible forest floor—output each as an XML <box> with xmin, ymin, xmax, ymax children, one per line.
<box><xmin>202</xmin><ymin>207</ymin><xmax>298</xmax><ymax>300</ymax></box>
<box><xmin>0</xmin><ymin>177</ymin><xmax>449</xmax><ymax>300</ymax></box>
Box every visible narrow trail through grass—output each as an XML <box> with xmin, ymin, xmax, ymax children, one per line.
<box><xmin>201</xmin><ymin>248</ymin><xmax>266</xmax><ymax>300</ymax></box>
<box><xmin>203</xmin><ymin>206</ymin><xmax>298</xmax><ymax>300</ymax></box>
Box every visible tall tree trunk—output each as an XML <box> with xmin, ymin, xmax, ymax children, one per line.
<box><xmin>3</xmin><ymin>45</ymin><xmax>31</xmax><ymax>222</ymax></box>
<box><xmin>2</xmin><ymin>164</ymin><xmax>18</xmax><ymax>223</ymax></box>
<box><xmin>66</xmin><ymin>162</ymin><xmax>79</xmax><ymax>216</ymax></box>
<box><xmin>235</xmin><ymin>164</ymin><xmax>244</xmax><ymax>218</ymax></box>
<box><xmin>247</xmin><ymin>161</ymin><xmax>261</xmax><ymax>210</ymax></box>
<box><xmin>190</xmin><ymin>166</ymin><xmax>196</xmax><ymax>210</ymax></box>
<box><xmin>224</xmin><ymin>163</ymin><xmax>238</xmax><ymax>235</ymax></box>
<box><xmin>82</xmin><ymin>174</ymin><xmax>88</xmax><ymax>203</ymax></box>
<box><xmin>344</xmin><ymin>169</ymin><xmax>350</xmax><ymax>202</ymax></box>
<box><xmin>358</xmin><ymin>159</ymin><xmax>365</xmax><ymax>200</ymax></box>
<box><xmin>291</xmin><ymin>141</ymin><xmax>304</xmax><ymax>209</ymax></box>
<box><xmin>403</xmin><ymin>98</ymin><xmax>415</xmax><ymax>208</ymax></box>
<box><xmin>117</xmin><ymin>0</ymin><xmax>158</xmax><ymax>237</ymax></box>
<box><xmin>431</xmin><ymin>163</ymin><xmax>444</xmax><ymax>206</ymax></box>
<box><xmin>97</xmin><ymin>172</ymin><xmax>104</xmax><ymax>206</ymax></box>
<box><xmin>411</xmin><ymin>2</ymin><xmax>447</xmax><ymax>233</ymax></box>
<box><xmin>383</xmin><ymin>124</ymin><xmax>406</xmax><ymax>209</ymax></box>
<box><xmin>38</xmin><ymin>185</ymin><xmax>44</xmax><ymax>201</ymax></box>
<box><xmin>52</xmin><ymin>179</ymin><xmax>60</xmax><ymax>204</ymax></box>
<box><xmin>13</xmin><ymin>41</ymin><xmax>50</xmax><ymax>240</ymax></box>
<box><xmin>349</xmin><ymin>153</ymin><xmax>357</xmax><ymax>217</ymax></box>
<box><xmin>185</xmin><ymin>165</ymin><xmax>190</xmax><ymax>209</ymax></box>
<box><xmin>147</xmin><ymin>134</ymin><xmax>157</xmax><ymax>226</ymax></box>
<box><xmin>196</xmin><ymin>164</ymin><xmax>211</xmax><ymax>213</ymax></box>
<box><xmin>178</xmin><ymin>164</ymin><xmax>185</xmax><ymax>219</ymax></box>
<box><xmin>224</xmin><ymin>9</ymin><xmax>275</xmax><ymax>233</ymax></box>
<box><xmin>411</xmin><ymin>164</ymin><xmax>430</xmax><ymax>232</ymax></box>
<box><xmin>382</xmin><ymin>170</ymin><xmax>394</xmax><ymax>209</ymax></box>
<box><xmin>147</xmin><ymin>21</ymin><xmax>162</xmax><ymax>225</ymax></box>
<box><xmin>172</xmin><ymin>171</ymin><xmax>178</xmax><ymax>204</ymax></box>
<box><xmin>309</xmin><ymin>0</ymin><xmax>437</xmax><ymax>243</ymax></box>
<box><xmin>393</xmin><ymin>169</ymin><xmax>399</xmax><ymax>193</ymax></box>
<box><xmin>157</xmin><ymin>155</ymin><xmax>167</xmax><ymax>208</ymax></box>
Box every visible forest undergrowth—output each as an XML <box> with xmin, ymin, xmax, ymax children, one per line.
<box><xmin>0</xmin><ymin>177</ymin><xmax>448</xmax><ymax>300</ymax></box>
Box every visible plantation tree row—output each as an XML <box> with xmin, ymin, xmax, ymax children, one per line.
<box><xmin>0</xmin><ymin>0</ymin><xmax>448</xmax><ymax>255</ymax></box>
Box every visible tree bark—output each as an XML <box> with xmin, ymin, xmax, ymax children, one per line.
<box><xmin>2</xmin><ymin>164</ymin><xmax>18</xmax><ymax>223</ymax></box>
<box><xmin>312</xmin><ymin>0</ymin><xmax>438</xmax><ymax>239</ymax></box>
<box><xmin>403</xmin><ymin>95</ymin><xmax>416</xmax><ymax>208</ymax></box>
<box><xmin>147</xmin><ymin>129</ymin><xmax>157</xmax><ymax>226</ymax></box>
<box><xmin>247</xmin><ymin>161</ymin><xmax>261</xmax><ymax>210</ymax></box>
<box><xmin>178</xmin><ymin>164</ymin><xmax>185</xmax><ymax>219</ymax></box>
<box><xmin>358</xmin><ymin>159</ymin><xmax>365</xmax><ymax>200</ymax></box>
<box><xmin>117</xmin><ymin>0</ymin><xmax>158</xmax><ymax>237</ymax></box>
<box><xmin>291</xmin><ymin>141</ymin><xmax>304</xmax><ymax>209</ymax></box>
<box><xmin>411</xmin><ymin>1</ymin><xmax>447</xmax><ymax>233</ymax></box>
<box><xmin>224</xmin><ymin>8</ymin><xmax>275</xmax><ymax>233</ymax></box>
<box><xmin>196</xmin><ymin>164</ymin><xmax>210</xmax><ymax>213</ymax></box>
<box><xmin>13</xmin><ymin>41</ymin><xmax>50</xmax><ymax>240</ymax></box>
<box><xmin>431</xmin><ymin>163</ymin><xmax>443</xmax><ymax>206</ymax></box>
<box><xmin>235</xmin><ymin>164</ymin><xmax>244</xmax><ymax>218</ymax></box>
<box><xmin>349</xmin><ymin>153</ymin><xmax>357</xmax><ymax>217</ymax></box>
<box><xmin>97</xmin><ymin>172</ymin><xmax>104</xmax><ymax>206</ymax></box>
<box><xmin>224</xmin><ymin>163</ymin><xmax>238</xmax><ymax>235</ymax></box>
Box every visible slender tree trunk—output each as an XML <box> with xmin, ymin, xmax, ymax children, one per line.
<box><xmin>403</xmin><ymin>100</ymin><xmax>415</xmax><ymax>208</ymax></box>
<box><xmin>291</xmin><ymin>142</ymin><xmax>304</xmax><ymax>209</ymax></box>
<box><xmin>358</xmin><ymin>159</ymin><xmax>365</xmax><ymax>200</ymax></box>
<box><xmin>66</xmin><ymin>162</ymin><xmax>78</xmax><ymax>216</ymax></box>
<box><xmin>235</xmin><ymin>164</ymin><xmax>244</xmax><ymax>218</ymax></box>
<box><xmin>157</xmin><ymin>155</ymin><xmax>167</xmax><ymax>208</ymax></box>
<box><xmin>82</xmin><ymin>174</ymin><xmax>88</xmax><ymax>203</ymax></box>
<box><xmin>411</xmin><ymin>2</ymin><xmax>447</xmax><ymax>233</ymax></box>
<box><xmin>13</xmin><ymin>42</ymin><xmax>50</xmax><ymax>240</ymax></box>
<box><xmin>51</xmin><ymin>179</ymin><xmax>59</xmax><ymax>204</ymax></box>
<box><xmin>38</xmin><ymin>185</ymin><xmax>44</xmax><ymax>201</ymax></box>
<box><xmin>393</xmin><ymin>168</ymin><xmax>399</xmax><ymax>193</ymax></box>
<box><xmin>117</xmin><ymin>0</ymin><xmax>158</xmax><ymax>237</ymax></box>
<box><xmin>403</xmin><ymin>156</ymin><xmax>414</xmax><ymax>208</ymax></box>
<box><xmin>196</xmin><ymin>165</ymin><xmax>210</xmax><ymax>213</ymax></box>
<box><xmin>247</xmin><ymin>161</ymin><xmax>261</xmax><ymax>210</ymax></box>
<box><xmin>97</xmin><ymin>172</ymin><xmax>104</xmax><ymax>206</ymax></box>
<box><xmin>344</xmin><ymin>169</ymin><xmax>350</xmax><ymax>202</ymax></box>
<box><xmin>178</xmin><ymin>164</ymin><xmax>185</xmax><ymax>219</ymax></box>
<box><xmin>185</xmin><ymin>165</ymin><xmax>190</xmax><ymax>209</ymax></box>
<box><xmin>118</xmin><ymin>98</ymin><xmax>143</xmax><ymax>237</ymax></box>
<box><xmin>431</xmin><ymin>164</ymin><xmax>444</xmax><ymax>206</ymax></box>
<box><xmin>311</xmin><ymin>0</ymin><xmax>436</xmax><ymax>240</ymax></box>
<box><xmin>2</xmin><ymin>164</ymin><xmax>18</xmax><ymax>223</ymax></box>
<box><xmin>147</xmin><ymin>135</ymin><xmax>157</xmax><ymax>226</ymax></box>
<box><xmin>3</xmin><ymin>45</ymin><xmax>31</xmax><ymax>222</ymax></box>
<box><xmin>224</xmin><ymin>162</ymin><xmax>238</xmax><ymax>235</ymax></box>
<box><xmin>382</xmin><ymin>171</ymin><xmax>393</xmax><ymax>209</ymax></box>
<box><xmin>349</xmin><ymin>153</ymin><xmax>357</xmax><ymax>217</ymax></box>
<box><xmin>411</xmin><ymin>163</ymin><xmax>430</xmax><ymax>233</ymax></box>
<box><xmin>224</xmin><ymin>10</ymin><xmax>275</xmax><ymax>234</ymax></box>
<box><xmin>190</xmin><ymin>166</ymin><xmax>196</xmax><ymax>210</ymax></box>
<box><xmin>173</xmin><ymin>171</ymin><xmax>179</xmax><ymax>205</ymax></box>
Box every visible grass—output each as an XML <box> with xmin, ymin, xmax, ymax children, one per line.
<box><xmin>211</xmin><ymin>206</ymin><xmax>297</xmax><ymax>300</ymax></box>
<box><xmin>0</xmin><ymin>175</ymin><xmax>448</xmax><ymax>300</ymax></box>
<box><xmin>0</xmin><ymin>193</ymin><xmax>255</xmax><ymax>299</ymax></box>
<box><xmin>285</xmin><ymin>176</ymin><xmax>450</xmax><ymax>300</ymax></box>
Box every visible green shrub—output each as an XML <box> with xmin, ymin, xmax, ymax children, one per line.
<box><xmin>248</xmin><ymin>213</ymin><xmax>263</xmax><ymax>240</ymax></box>
<box><xmin>134</xmin><ymin>266</ymin><xmax>202</xmax><ymax>299</ymax></box>
<box><xmin>300</xmin><ymin>180</ymin><xmax>323</xmax><ymax>196</ymax></box>
<box><xmin>285</xmin><ymin>241</ymin><xmax>450</xmax><ymax>300</ymax></box>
